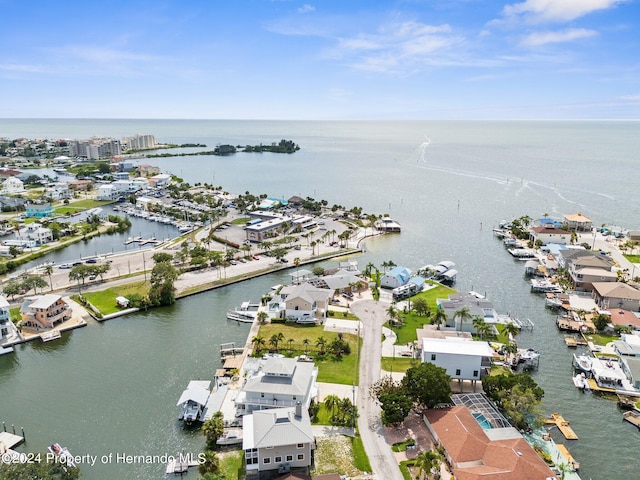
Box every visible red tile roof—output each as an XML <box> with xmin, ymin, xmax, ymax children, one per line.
<box><xmin>425</xmin><ymin>406</ymin><xmax>555</xmax><ymax>480</ymax></box>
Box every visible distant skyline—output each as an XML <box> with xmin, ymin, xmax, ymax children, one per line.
<box><xmin>1</xmin><ymin>0</ymin><xmax>639</xmax><ymax>120</ymax></box>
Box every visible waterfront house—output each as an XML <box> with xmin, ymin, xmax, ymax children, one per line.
<box><xmin>18</xmin><ymin>223</ymin><xmax>53</xmax><ymax>245</ymax></box>
<box><xmin>1</xmin><ymin>176</ymin><xmax>24</xmax><ymax>194</ymax></box>
<box><xmin>147</xmin><ymin>173</ymin><xmax>171</xmax><ymax>188</ymax></box>
<box><xmin>45</xmin><ymin>182</ymin><xmax>71</xmax><ymax>200</ymax></box>
<box><xmin>282</xmin><ymin>283</ymin><xmax>332</xmax><ymax>321</ymax></box>
<box><xmin>529</xmin><ymin>225</ymin><xmax>571</xmax><ymax>245</ymax></box>
<box><xmin>605</xmin><ymin>309</ymin><xmax>640</xmax><ymax>330</ymax></box>
<box><xmin>235</xmin><ymin>357</ymin><xmax>318</xmax><ymax>416</ymax></box>
<box><xmin>566</xmin><ymin>255</ymin><xmax>616</xmax><ymax>292</ymax></box>
<box><xmin>25</xmin><ymin>203</ymin><xmax>54</xmax><ymax>218</ymax></box>
<box><xmin>620</xmin><ymin>355</ymin><xmax>640</xmax><ymax>390</ymax></box>
<box><xmin>424</xmin><ymin>403</ymin><xmax>557</xmax><ymax>480</ymax></box>
<box><xmin>556</xmin><ymin>247</ymin><xmax>593</xmax><ymax>269</ymax></box>
<box><xmin>380</xmin><ymin>266</ymin><xmax>411</xmax><ymax>289</ymax></box>
<box><xmin>67</xmin><ymin>179</ymin><xmax>93</xmax><ymax>192</ymax></box>
<box><xmin>137</xmin><ymin>164</ymin><xmax>160</xmax><ymax>177</ymax></box>
<box><xmin>243</xmin><ymin>404</ymin><xmax>315</xmax><ymax>479</ymax></box>
<box><xmin>19</xmin><ymin>295</ymin><xmax>71</xmax><ymax>330</ymax></box>
<box><xmin>97</xmin><ymin>184</ymin><xmax>116</xmax><ymax>200</ymax></box>
<box><xmin>563</xmin><ymin>212</ymin><xmax>593</xmax><ymax>232</ymax></box>
<box><xmin>422</xmin><ymin>337</ymin><xmax>493</xmax><ymax>385</ymax></box>
<box><xmin>435</xmin><ymin>292</ymin><xmax>502</xmax><ymax>333</ymax></box>
<box><xmin>0</xmin><ymin>295</ymin><xmax>12</xmax><ymax>343</ymax></box>
<box><xmin>592</xmin><ymin>282</ymin><xmax>640</xmax><ymax>311</ymax></box>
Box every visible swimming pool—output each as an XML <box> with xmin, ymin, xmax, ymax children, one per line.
<box><xmin>472</xmin><ymin>412</ymin><xmax>494</xmax><ymax>430</ymax></box>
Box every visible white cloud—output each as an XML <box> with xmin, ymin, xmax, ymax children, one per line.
<box><xmin>331</xmin><ymin>20</ymin><xmax>467</xmax><ymax>73</ymax></box>
<box><xmin>298</xmin><ymin>4</ymin><xmax>315</xmax><ymax>14</ymax></box>
<box><xmin>520</xmin><ymin>28</ymin><xmax>598</xmax><ymax>46</ymax></box>
<box><xmin>502</xmin><ymin>0</ymin><xmax>626</xmax><ymax>23</ymax></box>
<box><xmin>619</xmin><ymin>94</ymin><xmax>640</xmax><ymax>101</ymax></box>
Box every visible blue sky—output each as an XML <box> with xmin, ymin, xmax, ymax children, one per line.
<box><xmin>1</xmin><ymin>0</ymin><xmax>639</xmax><ymax>119</ymax></box>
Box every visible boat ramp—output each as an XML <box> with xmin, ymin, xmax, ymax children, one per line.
<box><xmin>545</xmin><ymin>412</ymin><xmax>578</xmax><ymax>440</ymax></box>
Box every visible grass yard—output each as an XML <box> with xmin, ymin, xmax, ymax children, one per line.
<box><xmin>82</xmin><ymin>281</ymin><xmax>149</xmax><ymax>315</ymax></box>
<box><xmin>586</xmin><ymin>333</ymin><xmax>618</xmax><ymax>347</ymax></box>
<box><xmin>311</xmin><ymin>403</ymin><xmax>333</xmax><ymax>425</ymax></box>
<box><xmin>380</xmin><ymin>357</ymin><xmax>418</xmax><ymax>374</ymax></box>
<box><xmin>623</xmin><ymin>254</ymin><xmax>640</xmax><ymax>263</ymax></box>
<box><xmin>231</xmin><ymin>217</ymin><xmax>250</xmax><ymax>225</ymax></box>
<box><xmin>390</xmin><ymin>284</ymin><xmax>457</xmax><ymax>344</ymax></box>
<box><xmin>256</xmin><ymin>323</ymin><xmax>360</xmax><ymax>385</ymax></box>
<box><xmin>313</xmin><ymin>435</ymin><xmax>368</xmax><ymax>477</ymax></box>
<box><xmin>218</xmin><ymin>450</ymin><xmax>244</xmax><ymax>480</ymax></box>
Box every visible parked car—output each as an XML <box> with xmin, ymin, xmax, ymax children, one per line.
<box><xmin>58</xmin><ymin>263</ymin><xmax>72</xmax><ymax>269</ymax></box>
<box><xmin>72</xmin><ymin>262</ymin><xmax>82</xmax><ymax>267</ymax></box>
<box><xmin>85</xmin><ymin>258</ymin><xmax>97</xmax><ymax>264</ymax></box>
<box><xmin>229</xmin><ymin>260</ymin><xmax>238</xmax><ymax>265</ymax></box>
<box><xmin>280</xmin><ymin>258</ymin><xmax>288</xmax><ymax>263</ymax></box>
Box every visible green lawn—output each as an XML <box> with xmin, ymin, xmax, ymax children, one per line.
<box><xmin>82</xmin><ymin>281</ymin><xmax>149</xmax><ymax>315</ymax></box>
<box><xmin>585</xmin><ymin>333</ymin><xmax>618</xmax><ymax>347</ymax></box>
<box><xmin>380</xmin><ymin>357</ymin><xmax>418</xmax><ymax>373</ymax></box>
<box><xmin>351</xmin><ymin>435</ymin><xmax>372</xmax><ymax>473</ymax></box>
<box><xmin>257</xmin><ymin>323</ymin><xmax>360</xmax><ymax>385</ymax></box>
<box><xmin>389</xmin><ymin>284</ymin><xmax>457</xmax><ymax>344</ymax></box>
<box><xmin>231</xmin><ymin>217</ymin><xmax>250</xmax><ymax>225</ymax></box>
<box><xmin>218</xmin><ymin>450</ymin><xmax>244</xmax><ymax>480</ymax></box>
<box><xmin>623</xmin><ymin>254</ymin><xmax>640</xmax><ymax>263</ymax></box>
<box><xmin>312</xmin><ymin>403</ymin><xmax>333</xmax><ymax>425</ymax></box>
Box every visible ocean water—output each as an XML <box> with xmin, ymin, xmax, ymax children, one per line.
<box><xmin>1</xmin><ymin>119</ymin><xmax>640</xmax><ymax>479</ymax></box>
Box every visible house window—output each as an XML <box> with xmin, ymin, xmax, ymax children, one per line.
<box><xmin>431</xmin><ymin>354</ymin><xmax>436</xmax><ymax>361</ymax></box>
<box><xmin>297</xmin><ymin>454</ymin><xmax>304</xmax><ymax>461</ymax></box>
<box><xmin>297</xmin><ymin>443</ymin><xmax>304</xmax><ymax>449</ymax></box>
<box><xmin>263</xmin><ymin>458</ymin><xmax>271</xmax><ymax>464</ymax></box>
<box><xmin>286</xmin><ymin>455</ymin><xmax>293</xmax><ymax>462</ymax></box>
<box><xmin>473</xmin><ymin>370</ymin><xmax>479</xmax><ymax>377</ymax></box>
<box><xmin>275</xmin><ymin>456</ymin><xmax>282</xmax><ymax>463</ymax></box>
<box><xmin>455</xmin><ymin>369</ymin><xmax>461</xmax><ymax>376</ymax></box>
<box><xmin>295</xmin><ymin>306</ymin><xmax>299</xmax><ymax>310</ymax></box>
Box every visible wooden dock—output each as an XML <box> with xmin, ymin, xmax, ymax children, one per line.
<box><xmin>564</xmin><ymin>334</ymin><xmax>588</xmax><ymax>348</ymax></box>
<box><xmin>545</xmin><ymin>412</ymin><xmax>578</xmax><ymax>440</ymax></box>
<box><xmin>586</xmin><ymin>378</ymin><xmax>617</xmax><ymax>394</ymax></box>
<box><xmin>0</xmin><ymin>431</ymin><xmax>24</xmax><ymax>450</ymax></box>
<box><xmin>557</xmin><ymin>443</ymin><xmax>580</xmax><ymax>471</ymax></box>
<box><xmin>165</xmin><ymin>457</ymin><xmax>199</xmax><ymax>474</ymax></box>
<box><xmin>40</xmin><ymin>330</ymin><xmax>61</xmax><ymax>342</ymax></box>
<box><xmin>623</xmin><ymin>410</ymin><xmax>640</xmax><ymax>429</ymax></box>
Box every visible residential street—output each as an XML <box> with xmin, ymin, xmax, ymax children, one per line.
<box><xmin>350</xmin><ymin>299</ymin><xmax>404</xmax><ymax>480</ymax></box>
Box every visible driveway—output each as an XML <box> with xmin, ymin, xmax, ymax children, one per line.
<box><xmin>350</xmin><ymin>299</ymin><xmax>404</xmax><ymax>480</ymax></box>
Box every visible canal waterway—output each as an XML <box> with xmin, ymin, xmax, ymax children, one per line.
<box><xmin>2</xmin><ymin>119</ymin><xmax>640</xmax><ymax>479</ymax></box>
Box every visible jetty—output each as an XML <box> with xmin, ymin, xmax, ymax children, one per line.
<box><xmin>220</xmin><ymin>342</ymin><xmax>243</xmax><ymax>358</ymax></box>
<box><xmin>564</xmin><ymin>335</ymin><xmax>588</xmax><ymax>348</ymax></box>
<box><xmin>0</xmin><ymin>430</ymin><xmax>25</xmax><ymax>451</ymax></box>
<box><xmin>623</xmin><ymin>410</ymin><xmax>640</xmax><ymax>429</ymax></box>
<box><xmin>557</xmin><ymin>443</ymin><xmax>580</xmax><ymax>471</ymax></box>
<box><xmin>545</xmin><ymin>412</ymin><xmax>578</xmax><ymax>440</ymax></box>
<box><xmin>165</xmin><ymin>456</ymin><xmax>200</xmax><ymax>475</ymax></box>
<box><xmin>123</xmin><ymin>236</ymin><xmax>161</xmax><ymax>246</ymax></box>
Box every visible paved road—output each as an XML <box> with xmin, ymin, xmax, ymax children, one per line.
<box><xmin>350</xmin><ymin>299</ymin><xmax>403</xmax><ymax>480</ymax></box>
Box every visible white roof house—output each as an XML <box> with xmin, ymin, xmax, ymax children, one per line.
<box><xmin>2</xmin><ymin>176</ymin><xmax>24</xmax><ymax>194</ymax></box>
<box><xmin>422</xmin><ymin>337</ymin><xmax>494</xmax><ymax>383</ymax></box>
<box><xmin>236</xmin><ymin>357</ymin><xmax>318</xmax><ymax>415</ymax></box>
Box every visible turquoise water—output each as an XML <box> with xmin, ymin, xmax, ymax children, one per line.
<box><xmin>472</xmin><ymin>412</ymin><xmax>494</xmax><ymax>430</ymax></box>
<box><xmin>2</xmin><ymin>119</ymin><xmax>640</xmax><ymax>479</ymax></box>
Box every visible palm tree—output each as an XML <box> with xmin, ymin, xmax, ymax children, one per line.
<box><xmin>316</xmin><ymin>336</ymin><xmax>328</xmax><ymax>355</ymax></box>
<box><xmin>269</xmin><ymin>332</ymin><xmax>285</xmax><ymax>352</ymax></box>
<box><xmin>251</xmin><ymin>335</ymin><xmax>266</xmax><ymax>354</ymax></box>
<box><xmin>415</xmin><ymin>450</ymin><xmax>441</xmax><ymax>480</ymax></box>
<box><xmin>453</xmin><ymin>306</ymin><xmax>473</xmax><ymax>332</ymax></box>
<box><xmin>386</xmin><ymin>304</ymin><xmax>398</xmax><ymax>323</ymax></box>
<box><xmin>287</xmin><ymin>338</ymin><xmax>295</xmax><ymax>352</ymax></box>
<box><xmin>44</xmin><ymin>264</ymin><xmax>54</xmax><ymax>291</ymax></box>
<box><xmin>432</xmin><ymin>307</ymin><xmax>448</xmax><ymax>330</ymax></box>
<box><xmin>324</xmin><ymin>394</ymin><xmax>341</xmax><ymax>424</ymax></box>
<box><xmin>302</xmin><ymin>338</ymin><xmax>310</xmax><ymax>354</ymax></box>
<box><xmin>502</xmin><ymin>321</ymin><xmax>521</xmax><ymax>342</ymax></box>
<box><xmin>472</xmin><ymin>316</ymin><xmax>487</xmax><ymax>338</ymax></box>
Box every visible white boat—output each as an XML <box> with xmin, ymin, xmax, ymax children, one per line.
<box><xmin>226</xmin><ymin>302</ymin><xmax>260</xmax><ymax>323</ymax></box>
<box><xmin>48</xmin><ymin>443</ymin><xmax>76</xmax><ymax>468</ymax></box>
<box><xmin>509</xmin><ymin>248</ymin><xmax>536</xmax><ymax>258</ymax></box>
<box><xmin>573</xmin><ymin>353</ymin><xmax>593</xmax><ymax>373</ymax></box>
<box><xmin>520</xmin><ymin>348</ymin><xmax>541</xmax><ymax>361</ymax></box>
<box><xmin>530</xmin><ymin>278</ymin><xmax>562</xmax><ymax>293</ymax></box>
<box><xmin>545</xmin><ymin>293</ymin><xmax>563</xmax><ymax>308</ymax></box>
<box><xmin>573</xmin><ymin>373</ymin><xmax>591</xmax><ymax>391</ymax></box>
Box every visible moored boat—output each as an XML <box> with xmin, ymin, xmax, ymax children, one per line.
<box><xmin>573</xmin><ymin>353</ymin><xmax>593</xmax><ymax>374</ymax></box>
<box><xmin>48</xmin><ymin>443</ymin><xmax>76</xmax><ymax>468</ymax></box>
